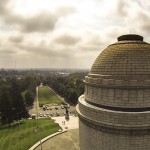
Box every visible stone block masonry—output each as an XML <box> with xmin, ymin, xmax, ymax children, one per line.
<box><xmin>77</xmin><ymin>34</ymin><xmax>150</xmax><ymax>150</ymax></box>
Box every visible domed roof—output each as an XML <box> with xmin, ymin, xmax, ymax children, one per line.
<box><xmin>91</xmin><ymin>34</ymin><xmax>150</xmax><ymax>76</ymax></box>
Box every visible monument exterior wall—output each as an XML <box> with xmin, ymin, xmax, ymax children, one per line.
<box><xmin>79</xmin><ymin>117</ymin><xmax>150</xmax><ymax>150</ymax></box>
<box><xmin>77</xmin><ymin>34</ymin><xmax>150</xmax><ymax>150</ymax></box>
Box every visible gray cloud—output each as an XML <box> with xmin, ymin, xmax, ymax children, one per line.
<box><xmin>0</xmin><ymin>0</ymin><xmax>149</xmax><ymax>69</ymax></box>
<box><xmin>54</xmin><ymin>34</ymin><xmax>80</xmax><ymax>45</ymax></box>
<box><xmin>2</xmin><ymin>11</ymin><xmax>59</xmax><ymax>33</ymax></box>
<box><xmin>0</xmin><ymin>0</ymin><xmax>10</xmax><ymax>14</ymax></box>
<box><xmin>0</xmin><ymin>1</ymin><xmax>76</xmax><ymax>33</ymax></box>
<box><xmin>114</xmin><ymin>0</ymin><xmax>129</xmax><ymax>17</ymax></box>
<box><xmin>16</xmin><ymin>43</ymin><xmax>71</xmax><ymax>58</ymax></box>
<box><xmin>79</xmin><ymin>45</ymin><xmax>100</xmax><ymax>52</ymax></box>
<box><xmin>137</xmin><ymin>12</ymin><xmax>150</xmax><ymax>33</ymax></box>
<box><xmin>87</xmin><ymin>35</ymin><xmax>102</xmax><ymax>46</ymax></box>
<box><xmin>142</xmin><ymin>23</ymin><xmax>150</xmax><ymax>33</ymax></box>
<box><xmin>55</xmin><ymin>6</ymin><xmax>76</xmax><ymax>17</ymax></box>
<box><xmin>22</xmin><ymin>12</ymin><xmax>58</xmax><ymax>33</ymax></box>
<box><xmin>0</xmin><ymin>47</ymin><xmax>16</xmax><ymax>55</ymax></box>
<box><xmin>78</xmin><ymin>34</ymin><xmax>106</xmax><ymax>52</ymax></box>
<box><xmin>9</xmin><ymin>34</ymin><xmax>24</xmax><ymax>43</ymax></box>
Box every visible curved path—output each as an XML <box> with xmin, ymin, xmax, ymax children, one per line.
<box><xmin>35</xmin><ymin>129</ymin><xmax>79</xmax><ymax>150</ymax></box>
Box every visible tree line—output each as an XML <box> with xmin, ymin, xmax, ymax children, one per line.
<box><xmin>0</xmin><ymin>74</ymin><xmax>38</xmax><ymax>126</ymax></box>
<box><xmin>43</xmin><ymin>73</ymin><xmax>86</xmax><ymax>105</ymax></box>
<box><xmin>0</xmin><ymin>70</ymin><xmax>87</xmax><ymax>126</ymax></box>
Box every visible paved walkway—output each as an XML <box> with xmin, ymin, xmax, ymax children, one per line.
<box><xmin>51</xmin><ymin>116</ymin><xmax>79</xmax><ymax>130</ymax></box>
<box><xmin>34</xmin><ymin>116</ymin><xmax>79</xmax><ymax>150</ymax></box>
<box><xmin>35</xmin><ymin>129</ymin><xmax>79</xmax><ymax>150</ymax></box>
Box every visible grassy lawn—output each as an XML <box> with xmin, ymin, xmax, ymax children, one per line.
<box><xmin>0</xmin><ymin>118</ymin><xmax>61</xmax><ymax>150</ymax></box>
<box><xmin>38</xmin><ymin>86</ymin><xmax>65</xmax><ymax>105</ymax></box>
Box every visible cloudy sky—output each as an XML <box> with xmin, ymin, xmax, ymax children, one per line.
<box><xmin>0</xmin><ymin>0</ymin><xmax>150</xmax><ymax>69</ymax></box>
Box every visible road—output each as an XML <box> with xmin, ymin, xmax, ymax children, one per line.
<box><xmin>29</xmin><ymin>87</ymin><xmax>77</xmax><ymax>118</ymax></box>
<box><xmin>29</xmin><ymin>87</ymin><xmax>39</xmax><ymax>117</ymax></box>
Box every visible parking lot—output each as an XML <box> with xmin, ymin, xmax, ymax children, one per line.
<box><xmin>29</xmin><ymin>87</ymin><xmax>77</xmax><ymax>119</ymax></box>
<box><xmin>29</xmin><ymin>104</ymin><xmax>77</xmax><ymax>118</ymax></box>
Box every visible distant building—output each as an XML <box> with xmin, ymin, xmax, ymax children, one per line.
<box><xmin>57</xmin><ymin>72</ymin><xmax>70</xmax><ymax>77</ymax></box>
<box><xmin>77</xmin><ymin>34</ymin><xmax>150</xmax><ymax>150</ymax></box>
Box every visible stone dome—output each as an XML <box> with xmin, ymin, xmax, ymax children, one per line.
<box><xmin>91</xmin><ymin>34</ymin><xmax>150</xmax><ymax>76</ymax></box>
<box><xmin>85</xmin><ymin>34</ymin><xmax>150</xmax><ymax>109</ymax></box>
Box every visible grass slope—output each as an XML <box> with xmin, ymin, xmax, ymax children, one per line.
<box><xmin>0</xmin><ymin>118</ymin><xmax>61</xmax><ymax>150</ymax></box>
<box><xmin>38</xmin><ymin>86</ymin><xmax>64</xmax><ymax>105</ymax></box>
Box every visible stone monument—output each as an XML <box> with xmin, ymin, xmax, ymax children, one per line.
<box><xmin>76</xmin><ymin>34</ymin><xmax>150</xmax><ymax>150</ymax></box>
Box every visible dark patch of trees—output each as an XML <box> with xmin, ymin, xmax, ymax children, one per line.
<box><xmin>25</xmin><ymin>90</ymin><xmax>34</xmax><ymax>109</ymax></box>
<box><xmin>0</xmin><ymin>74</ymin><xmax>38</xmax><ymax>126</ymax></box>
<box><xmin>0</xmin><ymin>85</ymin><xmax>13</xmax><ymax>126</ymax></box>
<box><xmin>0</xmin><ymin>78</ymin><xmax>28</xmax><ymax>126</ymax></box>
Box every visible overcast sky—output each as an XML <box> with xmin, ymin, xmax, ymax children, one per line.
<box><xmin>0</xmin><ymin>0</ymin><xmax>150</xmax><ymax>69</ymax></box>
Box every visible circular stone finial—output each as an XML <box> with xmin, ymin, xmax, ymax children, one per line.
<box><xmin>117</xmin><ymin>34</ymin><xmax>143</xmax><ymax>41</ymax></box>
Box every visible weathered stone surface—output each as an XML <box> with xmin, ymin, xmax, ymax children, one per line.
<box><xmin>77</xmin><ymin>34</ymin><xmax>150</xmax><ymax>150</ymax></box>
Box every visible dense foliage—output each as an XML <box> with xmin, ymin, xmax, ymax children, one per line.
<box><xmin>0</xmin><ymin>74</ymin><xmax>38</xmax><ymax>126</ymax></box>
<box><xmin>0</xmin><ymin>69</ymin><xmax>88</xmax><ymax>125</ymax></box>
<box><xmin>43</xmin><ymin>73</ymin><xmax>86</xmax><ymax>105</ymax></box>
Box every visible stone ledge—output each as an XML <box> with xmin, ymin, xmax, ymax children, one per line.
<box><xmin>85</xmin><ymin>76</ymin><xmax>150</xmax><ymax>88</ymax></box>
<box><xmin>78</xmin><ymin>95</ymin><xmax>150</xmax><ymax>129</ymax></box>
<box><xmin>77</xmin><ymin>104</ymin><xmax>150</xmax><ymax>131</ymax></box>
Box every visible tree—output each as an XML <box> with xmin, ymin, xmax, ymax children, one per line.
<box><xmin>75</xmin><ymin>78</ymin><xmax>84</xmax><ymax>96</ymax></box>
<box><xmin>76</xmin><ymin>84</ymin><xmax>84</xmax><ymax>96</ymax></box>
<box><xmin>75</xmin><ymin>78</ymin><xmax>83</xmax><ymax>86</ymax></box>
<box><xmin>25</xmin><ymin>90</ymin><xmax>34</xmax><ymax>108</ymax></box>
<box><xmin>10</xmin><ymin>78</ymin><xmax>28</xmax><ymax>120</ymax></box>
<box><xmin>24</xmin><ymin>74</ymin><xmax>37</xmax><ymax>94</ymax></box>
<box><xmin>0</xmin><ymin>85</ymin><xmax>13</xmax><ymax>126</ymax></box>
<box><xmin>67</xmin><ymin>88</ymin><xmax>78</xmax><ymax>104</ymax></box>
